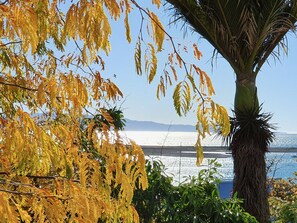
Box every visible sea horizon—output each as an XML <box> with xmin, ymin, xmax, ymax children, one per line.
<box><xmin>119</xmin><ymin>130</ymin><xmax>297</xmax><ymax>182</ymax></box>
<box><xmin>120</xmin><ymin>130</ymin><xmax>297</xmax><ymax>149</ymax></box>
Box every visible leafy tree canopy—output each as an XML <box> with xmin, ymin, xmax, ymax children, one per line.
<box><xmin>0</xmin><ymin>0</ymin><xmax>229</xmax><ymax>222</ymax></box>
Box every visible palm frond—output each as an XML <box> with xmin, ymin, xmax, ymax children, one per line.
<box><xmin>166</xmin><ymin>0</ymin><xmax>297</xmax><ymax>76</ymax></box>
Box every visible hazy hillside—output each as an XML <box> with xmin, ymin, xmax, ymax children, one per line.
<box><xmin>125</xmin><ymin>119</ymin><xmax>196</xmax><ymax>132</ymax></box>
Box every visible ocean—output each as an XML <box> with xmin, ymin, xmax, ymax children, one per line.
<box><xmin>120</xmin><ymin>131</ymin><xmax>297</xmax><ymax>183</ymax></box>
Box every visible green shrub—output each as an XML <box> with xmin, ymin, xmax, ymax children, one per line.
<box><xmin>132</xmin><ymin>158</ymin><xmax>174</xmax><ymax>222</ymax></box>
<box><xmin>133</xmin><ymin>159</ymin><xmax>258</xmax><ymax>223</ymax></box>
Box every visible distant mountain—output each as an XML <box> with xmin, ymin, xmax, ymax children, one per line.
<box><xmin>125</xmin><ymin>119</ymin><xmax>196</xmax><ymax>132</ymax></box>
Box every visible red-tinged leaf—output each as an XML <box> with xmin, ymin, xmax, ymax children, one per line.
<box><xmin>193</xmin><ymin>43</ymin><xmax>202</xmax><ymax>60</ymax></box>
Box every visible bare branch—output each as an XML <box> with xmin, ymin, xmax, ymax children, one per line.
<box><xmin>0</xmin><ymin>41</ymin><xmax>22</xmax><ymax>47</ymax></box>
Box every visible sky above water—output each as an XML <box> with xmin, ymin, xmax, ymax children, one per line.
<box><xmin>101</xmin><ymin>3</ymin><xmax>297</xmax><ymax>133</ymax></box>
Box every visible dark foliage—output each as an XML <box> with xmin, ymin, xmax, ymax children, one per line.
<box><xmin>133</xmin><ymin>159</ymin><xmax>258</xmax><ymax>223</ymax></box>
<box><xmin>224</xmin><ymin>106</ymin><xmax>275</xmax><ymax>153</ymax></box>
<box><xmin>79</xmin><ymin>107</ymin><xmax>125</xmax><ymax>154</ymax></box>
<box><xmin>94</xmin><ymin>107</ymin><xmax>126</xmax><ymax>131</ymax></box>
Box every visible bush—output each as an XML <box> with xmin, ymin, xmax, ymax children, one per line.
<box><xmin>269</xmin><ymin>177</ymin><xmax>297</xmax><ymax>223</ymax></box>
<box><xmin>133</xmin><ymin>159</ymin><xmax>258</xmax><ymax>223</ymax></box>
<box><xmin>132</xmin><ymin>158</ymin><xmax>174</xmax><ymax>222</ymax></box>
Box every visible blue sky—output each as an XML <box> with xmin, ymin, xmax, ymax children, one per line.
<box><xmin>102</xmin><ymin>3</ymin><xmax>297</xmax><ymax>133</ymax></box>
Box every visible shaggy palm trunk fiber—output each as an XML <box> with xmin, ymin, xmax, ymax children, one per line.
<box><xmin>232</xmin><ymin>142</ymin><xmax>269</xmax><ymax>223</ymax></box>
<box><xmin>231</xmin><ymin>78</ymin><xmax>274</xmax><ymax>223</ymax></box>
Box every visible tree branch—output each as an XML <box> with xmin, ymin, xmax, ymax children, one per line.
<box><xmin>0</xmin><ymin>172</ymin><xmax>80</xmax><ymax>183</ymax></box>
<box><xmin>0</xmin><ymin>80</ymin><xmax>38</xmax><ymax>91</ymax></box>
<box><xmin>0</xmin><ymin>41</ymin><xmax>22</xmax><ymax>47</ymax></box>
<box><xmin>0</xmin><ymin>188</ymin><xmax>34</xmax><ymax>195</ymax></box>
<box><xmin>0</xmin><ymin>0</ymin><xmax>8</xmax><ymax>6</ymax></box>
<box><xmin>48</xmin><ymin>53</ymin><xmax>93</xmax><ymax>76</ymax></box>
<box><xmin>131</xmin><ymin>0</ymin><xmax>205</xmax><ymax>102</ymax></box>
<box><xmin>73</xmin><ymin>40</ymin><xmax>96</xmax><ymax>77</ymax></box>
<box><xmin>26</xmin><ymin>175</ymin><xmax>80</xmax><ymax>183</ymax></box>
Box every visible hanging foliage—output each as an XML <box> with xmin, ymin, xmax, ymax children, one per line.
<box><xmin>130</xmin><ymin>0</ymin><xmax>230</xmax><ymax>165</ymax></box>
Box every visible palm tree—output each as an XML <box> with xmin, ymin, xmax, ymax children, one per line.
<box><xmin>165</xmin><ymin>1</ymin><xmax>297</xmax><ymax>222</ymax></box>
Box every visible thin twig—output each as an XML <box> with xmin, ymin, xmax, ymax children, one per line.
<box><xmin>83</xmin><ymin>107</ymin><xmax>95</xmax><ymax>117</ymax></box>
<box><xmin>0</xmin><ymin>173</ymin><xmax>80</xmax><ymax>183</ymax></box>
<box><xmin>0</xmin><ymin>41</ymin><xmax>22</xmax><ymax>47</ymax></box>
<box><xmin>0</xmin><ymin>80</ymin><xmax>38</xmax><ymax>92</ymax></box>
<box><xmin>48</xmin><ymin>53</ymin><xmax>93</xmax><ymax>76</ymax></box>
<box><xmin>26</xmin><ymin>175</ymin><xmax>58</xmax><ymax>180</ymax></box>
<box><xmin>0</xmin><ymin>180</ymin><xmax>33</xmax><ymax>187</ymax></box>
<box><xmin>0</xmin><ymin>188</ymin><xmax>34</xmax><ymax>195</ymax></box>
<box><xmin>73</xmin><ymin>40</ymin><xmax>96</xmax><ymax>76</ymax></box>
<box><xmin>136</xmin><ymin>7</ymin><xmax>145</xmax><ymax>41</ymax></box>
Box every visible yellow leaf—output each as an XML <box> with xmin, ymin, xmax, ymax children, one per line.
<box><xmin>102</xmin><ymin>0</ymin><xmax>121</xmax><ymax>20</ymax></box>
<box><xmin>195</xmin><ymin>139</ymin><xmax>204</xmax><ymax>166</ymax></box>
<box><xmin>170</xmin><ymin>65</ymin><xmax>178</xmax><ymax>81</ymax></box>
<box><xmin>156</xmin><ymin>78</ymin><xmax>165</xmax><ymax>99</ymax></box>
<box><xmin>173</xmin><ymin>82</ymin><xmax>182</xmax><ymax>116</ymax></box>
<box><xmin>37</xmin><ymin>81</ymin><xmax>46</xmax><ymax>106</ymax></box>
<box><xmin>16</xmin><ymin>204</ymin><xmax>32</xmax><ymax>223</ymax></box>
<box><xmin>48</xmin><ymin>77</ymin><xmax>58</xmax><ymax>107</ymax></box>
<box><xmin>216</xmin><ymin>104</ymin><xmax>230</xmax><ymax>136</ymax></box>
<box><xmin>124</xmin><ymin>11</ymin><xmax>131</xmax><ymax>43</ymax></box>
<box><xmin>87</xmin><ymin>121</ymin><xmax>96</xmax><ymax>141</ymax></box>
<box><xmin>149</xmin><ymin>11</ymin><xmax>165</xmax><ymax>52</ymax></box>
<box><xmin>173</xmin><ymin>81</ymin><xmax>191</xmax><ymax>116</ymax></box>
<box><xmin>203</xmin><ymin>71</ymin><xmax>215</xmax><ymax>95</ymax></box>
<box><xmin>101</xmin><ymin>108</ymin><xmax>114</xmax><ymax>125</ymax></box>
<box><xmin>134</xmin><ymin>38</ymin><xmax>142</xmax><ymax>75</ymax></box>
<box><xmin>146</xmin><ymin>44</ymin><xmax>157</xmax><ymax>83</ymax></box>
<box><xmin>152</xmin><ymin>0</ymin><xmax>162</xmax><ymax>8</ymax></box>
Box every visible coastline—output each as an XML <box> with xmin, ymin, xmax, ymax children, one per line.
<box><xmin>140</xmin><ymin>145</ymin><xmax>296</xmax><ymax>182</ymax></box>
<box><xmin>141</xmin><ymin>145</ymin><xmax>297</xmax><ymax>158</ymax></box>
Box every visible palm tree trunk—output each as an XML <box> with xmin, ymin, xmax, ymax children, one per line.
<box><xmin>231</xmin><ymin>77</ymin><xmax>271</xmax><ymax>223</ymax></box>
<box><xmin>234</xmin><ymin>77</ymin><xmax>259</xmax><ymax>113</ymax></box>
<box><xmin>232</xmin><ymin>143</ymin><xmax>269</xmax><ymax>223</ymax></box>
